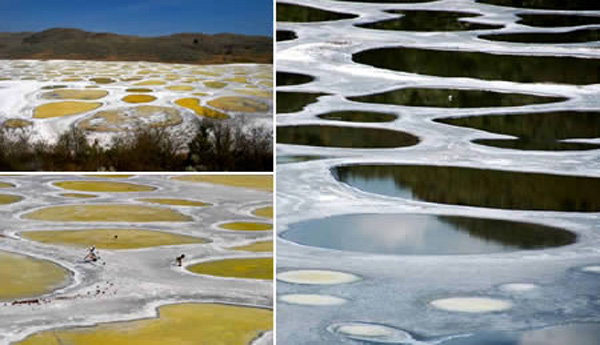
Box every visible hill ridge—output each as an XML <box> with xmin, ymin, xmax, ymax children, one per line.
<box><xmin>0</xmin><ymin>28</ymin><xmax>272</xmax><ymax>64</ymax></box>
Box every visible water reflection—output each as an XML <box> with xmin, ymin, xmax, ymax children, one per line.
<box><xmin>348</xmin><ymin>88</ymin><xmax>564</xmax><ymax>108</ymax></box>
<box><xmin>357</xmin><ymin>10</ymin><xmax>503</xmax><ymax>32</ymax></box>
<box><xmin>277</xmin><ymin>155</ymin><xmax>329</xmax><ymax>164</ymax></box>
<box><xmin>277</xmin><ymin>3</ymin><xmax>357</xmax><ymax>23</ymax></box>
<box><xmin>352</xmin><ymin>47</ymin><xmax>600</xmax><ymax>85</ymax></box>
<box><xmin>518</xmin><ymin>14</ymin><xmax>600</xmax><ymax>28</ymax></box>
<box><xmin>277</xmin><ymin>125</ymin><xmax>419</xmax><ymax>148</ymax></box>
<box><xmin>277</xmin><ymin>71</ymin><xmax>315</xmax><ymax>87</ymax></box>
<box><xmin>277</xmin><ymin>30</ymin><xmax>297</xmax><ymax>42</ymax></box>
<box><xmin>318</xmin><ymin>110</ymin><xmax>397</xmax><ymax>123</ymax></box>
<box><xmin>337</xmin><ymin>0</ymin><xmax>435</xmax><ymax>2</ymax></box>
<box><xmin>436</xmin><ymin>111</ymin><xmax>600</xmax><ymax>151</ymax></box>
<box><xmin>477</xmin><ymin>0</ymin><xmax>600</xmax><ymax>11</ymax></box>
<box><xmin>281</xmin><ymin>213</ymin><xmax>575</xmax><ymax>255</ymax></box>
<box><xmin>480</xmin><ymin>28</ymin><xmax>600</xmax><ymax>44</ymax></box>
<box><xmin>277</xmin><ymin>91</ymin><xmax>327</xmax><ymax>114</ymax></box>
<box><xmin>332</xmin><ymin>164</ymin><xmax>600</xmax><ymax>212</ymax></box>
<box><xmin>441</xmin><ymin>323</ymin><xmax>600</xmax><ymax>345</ymax></box>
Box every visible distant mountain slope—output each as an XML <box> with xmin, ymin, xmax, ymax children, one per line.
<box><xmin>0</xmin><ymin>28</ymin><xmax>272</xmax><ymax>64</ymax></box>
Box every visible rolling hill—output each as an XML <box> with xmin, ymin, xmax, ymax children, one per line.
<box><xmin>0</xmin><ymin>28</ymin><xmax>272</xmax><ymax>64</ymax></box>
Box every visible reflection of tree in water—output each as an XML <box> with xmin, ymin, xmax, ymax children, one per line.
<box><xmin>352</xmin><ymin>47</ymin><xmax>600</xmax><ymax>84</ymax></box>
<box><xmin>357</xmin><ymin>10</ymin><xmax>503</xmax><ymax>32</ymax></box>
<box><xmin>276</xmin><ymin>92</ymin><xmax>327</xmax><ymax>114</ymax></box>
<box><xmin>481</xmin><ymin>28</ymin><xmax>600</xmax><ymax>44</ymax></box>
<box><xmin>337</xmin><ymin>0</ymin><xmax>434</xmax><ymax>3</ymax></box>
<box><xmin>436</xmin><ymin>215</ymin><xmax>576</xmax><ymax>249</ymax></box>
<box><xmin>277</xmin><ymin>125</ymin><xmax>419</xmax><ymax>148</ymax></box>
<box><xmin>333</xmin><ymin>165</ymin><xmax>600</xmax><ymax>212</ymax></box>
<box><xmin>318</xmin><ymin>111</ymin><xmax>397</xmax><ymax>123</ymax></box>
<box><xmin>477</xmin><ymin>0</ymin><xmax>600</xmax><ymax>11</ymax></box>
<box><xmin>276</xmin><ymin>72</ymin><xmax>314</xmax><ymax>87</ymax></box>
<box><xmin>276</xmin><ymin>30</ymin><xmax>297</xmax><ymax>42</ymax></box>
<box><xmin>437</xmin><ymin>111</ymin><xmax>600</xmax><ymax>151</ymax></box>
<box><xmin>473</xmin><ymin>139</ymin><xmax>600</xmax><ymax>151</ymax></box>
<box><xmin>518</xmin><ymin>14</ymin><xmax>600</xmax><ymax>28</ymax></box>
<box><xmin>349</xmin><ymin>88</ymin><xmax>563</xmax><ymax>108</ymax></box>
<box><xmin>277</xmin><ymin>3</ymin><xmax>357</xmax><ymax>23</ymax></box>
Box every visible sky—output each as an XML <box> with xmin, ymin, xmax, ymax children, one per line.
<box><xmin>0</xmin><ymin>0</ymin><xmax>273</xmax><ymax>36</ymax></box>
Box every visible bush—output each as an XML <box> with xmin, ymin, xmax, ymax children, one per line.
<box><xmin>186</xmin><ymin>119</ymin><xmax>272</xmax><ymax>171</ymax></box>
<box><xmin>0</xmin><ymin>119</ymin><xmax>272</xmax><ymax>171</ymax></box>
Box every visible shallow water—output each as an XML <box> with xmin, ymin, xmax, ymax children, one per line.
<box><xmin>436</xmin><ymin>111</ymin><xmax>600</xmax><ymax>151</ymax></box>
<box><xmin>480</xmin><ymin>28</ymin><xmax>600</xmax><ymax>44</ymax></box>
<box><xmin>281</xmin><ymin>213</ymin><xmax>575</xmax><ymax>255</ymax></box>
<box><xmin>253</xmin><ymin>206</ymin><xmax>273</xmax><ymax>218</ymax></box>
<box><xmin>16</xmin><ymin>303</ymin><xmax>272</xmax><ymax>345</ymax></box>
<box><xmin>232</xmin><ymin>241</ymin><xmax>273</xmax><ymax>252</ymax></box>
<box><xmin>21</xmin><ymin>229</ymin><xmax>207</xmax><ymax>249</ymax></box>
<box><xmin>220</xmin><ymin>222</ymin><xmax>273</xmax><ymax>231</ymax></box>
<box><xmin>277</xmin><ymin>91</ymin><xmax>327</xmax><ymax>114</ymax></box>
<box><xmin>357</xmin><ymin>10</ymin><xmax>503</xmax><ymax>32</ymax></box>
<box><xmin>277</xmin><ymin>3</ymin><xmax>357</xmax><ymax>23</ymax></box>
<box><xmin>173</xmin><ymin>175</ymin><xmax>273</xmax><ymax>191</ymax></box>
<box><xmin>349</xmin><ymin>88</ymin><xmax>564</xmax><ymax>108</ymax></box>
<box><xmin>333</xmin><ymin>164</ymin><xmax>600</xmax><ymax>211</ymax></box>
<box><xmin>476</xmin><ymin>0</ymin><xmax>600</xmax><ymax>11</ymax></box>
<box><xmin>317</xmin><ymin>110</ymin><xmax>397</xmax><ymax>123</ymax></box>
<box><xmin>276</xmin><ymin>155</ymin><xmax>329</xmax><ymax>164</ymax></box>
<box><xmin>352</xmin><ymin>47</ymin><xmax>600</xmax><ymax>85</ymax></box>
<box><xmin>0</xmin><ymin>193</ymin><xmax>22</xmax><ymax>205</ymax></box>
<box><xmin>137</xmin><ymin>198</ymin><xmax>210</xmax><ymax>206</ymax></box>
<box><xmin>441</xmin><ymin>323</ymin><xmax>600</xmax><ymax>345</ymax></box>
<box><xmin>0</xmin><ymin>250</ymin><xmax>69</xmax><ymax>301</ymax></box>
<box><xmin>277</xmin><ymin>71</ymin><xmax>314</xmax><ymax>87</ymax></box>
<box><xmin>187</xmin><ymin>257</ymin><xmax>273</xmax><ymax>279</ymax></box>
<box><xmin>53</xmin><ymin>181</ymin><xmax>156</xmax><ymax>192</ymax></box>
<box><xmin>277</xmin><ymin>125</ymin><xmax>419</xmax><ymax>148</ymax></box>
<box><xmin>23</xmin><ymin>204</ymin><xmax>192</xmax><ymax>222</ymax></box>
<box><xmin>277</xmin><ymin>30</ymin><xmax>297</xmax><ymax>42</ymax></box>
<box><xmin>517</xmin><ymin>14</ymin><xmax>600</xmax><ymax>28</ymax></box>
